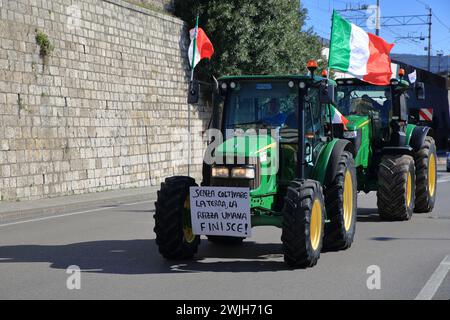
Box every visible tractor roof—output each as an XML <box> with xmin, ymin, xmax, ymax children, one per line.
<box><xmin>219</xmin><ymin>75</ymin><xmax>337</xmax><ymax>86</ymax></box>
<box><xmin>335</xmin><ymin>78</ymin><xmax>409</xmax><ymax>88</ymax></box>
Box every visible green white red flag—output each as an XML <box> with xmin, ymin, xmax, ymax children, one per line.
<box><xmin>330</xmin><ymin>105</ymin><xmax>349</xmax><ymax>128</ymax></box>
<box><xmin>188</xmin><ymin>27</ymin><xmax>214</xmax><ymax>69</ymax></box>
<box><xmin>329</xmin><ymin>11</ymin><xmax>394</xmax><ymax>85</ymax></box>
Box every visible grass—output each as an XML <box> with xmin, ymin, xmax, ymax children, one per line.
<box><xmin>35</xmin><ymin>30</ymin><xmax>54</xmax><ymax>58</ymax></box>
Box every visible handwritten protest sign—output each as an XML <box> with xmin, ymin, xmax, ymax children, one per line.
<box><xmin>189</xmin><ymin>187</ymin><xmax>251</xmax><ymax>237</ymax></box>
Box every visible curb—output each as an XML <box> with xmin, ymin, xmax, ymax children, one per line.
<box><xmin>0</xmin><ymin>187</ymin><xmax>159</xmax><ymax>225</ymax></box>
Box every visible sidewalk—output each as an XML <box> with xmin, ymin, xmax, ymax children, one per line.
<box><xmin>0</xmin><ymin>186</ymin><xmax>159</xmax><ymax>224</ymax></box>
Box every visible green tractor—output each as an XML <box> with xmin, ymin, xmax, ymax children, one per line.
<box><xmin>154</xmin><ymin>63</ymin><xmax>359</xmax><ymax>268</ymax></box>
<box><xmin>334</xmin><ymin>74</ymin><xmax>437</xmax><ymax>221</ymax></box>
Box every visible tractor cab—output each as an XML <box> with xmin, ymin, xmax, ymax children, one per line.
<box><xmin>213</xmin><ymin>71</ymin><xmax>337</xmax><ymax>200</ymax></box>
<box><xmin>335</xmin><ymin>77</ymin><xmax>413</xmax><ymax>150</ymax></box>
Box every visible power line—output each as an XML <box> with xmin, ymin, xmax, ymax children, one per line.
<box><xmin>433</xmin><ymin>13</ymin><xmax>450</xmax><ymax>32</ymax></box>
<box><xmin>414</xmin><ymin>0</ymin><xmax>449</xmax><ymax>32</ymax></box>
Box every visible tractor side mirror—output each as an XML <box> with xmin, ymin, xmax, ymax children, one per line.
<box><xmin>187</xmin><ymin>80</ymin><xmax>200</xmax><ymax>104</ymax></box>
<box><xmin>415</xmin><ymin>82</ymin><xmax>425</xmax><ymax>101</ymax></box>
<box><xmin>319</xmin><ymin>82</ymin><xmax>336</xmax><ymax>105</ymax></box>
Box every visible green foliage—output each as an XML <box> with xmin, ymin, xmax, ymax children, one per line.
<box><xmin>174</xmin><ymin>0</ymin><xmax>326</xmax><ymax>78</ymax></box>
<box><xmin>35</xmin><ymin>30</ymin><xmax>54</xmax><ymax>57</ymax></box>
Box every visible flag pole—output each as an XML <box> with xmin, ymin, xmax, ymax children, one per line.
<box><xmin>188</xmin><ymin>15</ymin><xmax>199</xmax><ymax>177</ymax></box>
<box><xmin>327</xmin><ymin>10</ymin><xmax>336</xmax><ymax>80</ymax></box>
<box><xmin>190</xmin><ymin>15</ymin><xmax>199</xmax><ymax>82</ymax></box>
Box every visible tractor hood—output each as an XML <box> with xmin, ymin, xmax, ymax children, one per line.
<box><xmin>215</xmin><ymin>134</ymin><xmax>277</xmax><ymax>158</ymax></box>
<box><xmin>345</xmin><ymin>115</ymin><xmax>370</xmax><ymax>131</ymax></box>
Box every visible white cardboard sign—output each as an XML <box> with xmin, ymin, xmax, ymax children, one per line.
<box><xmin>189</xmin><ymin>187</ymin><xmax>251</xmax><ymax>237</ymax></box>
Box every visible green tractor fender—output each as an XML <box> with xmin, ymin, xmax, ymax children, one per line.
<box><xmin>381</xmin><ymin>125</ymin><xmax>433</xmax><ymax>157</ymax></box>
<box><xmin>407</xmin><ymin>125</ymin><xmax>433</xmax><ymax>152</ymax></box>
<box><xmin>313</xmin><ymin>139</ymin><xmax>356</xmax><ymax>186</ymax></box>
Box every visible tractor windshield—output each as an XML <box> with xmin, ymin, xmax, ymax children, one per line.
<box><xmin>336</xmin><ymin>85</ymin><xmax>392</xmax><ymax>126</ymax></box>
<box><xmin>223</xmin><ymin>81</ymin><xmax>298</xmax><ymax>130</ymax></box>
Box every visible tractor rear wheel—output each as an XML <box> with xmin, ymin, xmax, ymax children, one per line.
<box><xmin>281</xmin><ymin>179</ymin><xmax>325</xmax><ymax>268</ymax></box>
<box><xmin>324</xmin><ymin>151</ymin><xmax>357</xmax><ymax>251</ymax></box>
<box><xmin>414</xmin><ymin>136</ymin><xmax>437</xmax><ymax>213</ymax></box>
<box><xmin>207</xmin><ymin>236</ymin><xmax>244</xmax><ymax>245</ymax></box>
<box><xmin>377</xmin><ymin>155</ymin><xmax>416</xmax><ymax>221</ymax></box>
<box><xmin>154</xmin><ymin>176</ymin><xmax>200</xmax><ymax>260</ymax></box>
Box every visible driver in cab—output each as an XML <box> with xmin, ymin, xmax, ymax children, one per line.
<box><xmin>262</xmin><ymin>98</ymin><xmax>287</xmax><ymax>127</ymax></box>
<box><xmin>354</xmin><ymin>94</ymin><xmax>381</xmax><ymax>115</ymax></box>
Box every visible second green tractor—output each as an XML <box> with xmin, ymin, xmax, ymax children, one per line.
<box><xmin>334</xmin><ymin>75</ymin><xmax>437</xmax><ymax>220</ymax></box>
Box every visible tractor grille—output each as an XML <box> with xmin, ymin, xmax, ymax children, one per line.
<box><xmin>211</xmin><ymin>156</ymin><xmax>261</xmax><ymax>190</ymax></box>
<box><xmin>211</xmin><ymin>178</ymin><xmax>255</xmax><ymax>189</ymax></box>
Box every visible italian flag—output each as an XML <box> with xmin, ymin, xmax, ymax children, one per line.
<box><xmin>188</xmin><ymin>27</ymin><xmax>214</xmax><ymax>69</ymax></box>
<box><xmin>329</xmin><ymin>11</ymin><xmax>394</xmax><ymax>85</ymax></box>
<box><xmin>329</xmin><ymin>106</ymin><xmax>349</xmax><ymax>129</ymax></box>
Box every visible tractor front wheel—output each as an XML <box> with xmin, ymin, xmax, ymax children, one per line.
<box><xmin>377</xmin><ymin>155</ymin><xmax>416</xmax><ymax>221</ymax></box>
<box><xmin>324</xmin><ymin>151</ymin><xmax>357</xmax><ymax>251</ymax></box>
<box><xmin>154</xmin><ymin>176</ymin><xmax>200</xmax><ymax>260</ymax></box>
<box><xmin>281</xmin><ymin>179</ymin><xmax>325</xmax><ymax>268</ymax></box>
<box><xmin>414</xmin><ymin>136</ymin><xmax>437</xmax><ymax>213</ymax></box>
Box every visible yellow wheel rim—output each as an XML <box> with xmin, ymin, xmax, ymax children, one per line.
<box><xmin>406</xmin><ymin>172</ymin><xmax>412</xmax><ymax>207</ymax></box>
<box><xmin>428</xmin><ymin>153</ymin><xmax>436</xmax><ymax>197</ymax></box>
<box><xmin>183</xmin><ymin>226</ymin><xmax>196</xmax><ymax>244</ymax></box>
<box><xmin>343</xmin><ymin>171</ymin><xmax>353</xmax><ymax>232</ymax></box>
<box><xmin>183</xmin><ymin>197</ymin><xmax>195</xmax><ymax>244</ymax></box>
<box><xmin>310</xmin><ymin>199</ymin><xmax>322</xmax><ymax>251</ymax></box>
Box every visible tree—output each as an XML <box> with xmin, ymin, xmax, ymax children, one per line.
<box><xmin>174</xmin><ymin>0</ymin><xmax>326</xmax><ymax>78</ymax></box>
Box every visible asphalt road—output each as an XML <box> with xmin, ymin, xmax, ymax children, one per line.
<box><xmin>1</xmin><ymin>171</ymin><xmax>450</xmax><ymax>300</ymax></box>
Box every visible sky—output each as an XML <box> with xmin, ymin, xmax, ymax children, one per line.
<box><xmin>301</xmin><ymin>0</ymin><xmax>450</xmax><ymax>57</ymax></box>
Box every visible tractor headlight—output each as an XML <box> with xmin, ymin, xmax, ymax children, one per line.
<box><xmin>211</xmin><ymin>166</ymin><xmax>229</xmax><ymax>178</ymax></box>
<box><xmin>231</xmin><ymin>167</ymin><xmax>255</xmax><ymax>179</ymax></box>
<box><xmin>343</xmin><ymin>131</ymin><xmax>358</xmax><ymax>139</ymax></box>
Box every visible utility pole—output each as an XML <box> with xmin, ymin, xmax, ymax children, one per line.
<box><xmin>343</xmin><ymin>6</ymin><xmax>434</xmax><ymax>72</ymax></box>
<box><xmin>427</xmin><ymin>7</ymin><xmax>432</xmax><ymax>72</ymax></box>
<box><xmin>376</xmin><ymin>0</ymin><xmax>381</xmax><ymax>36</ymax></box>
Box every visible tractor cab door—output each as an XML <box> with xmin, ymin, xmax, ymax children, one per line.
<box><xmin>279</xmin><ymin>87</ymin><xmax>325</xmax><ymax>182</ymax></box>
<box><xmin>304</xmin><ymin>87</ymin><xmax>326</xmax><ymax>176</ymax></box>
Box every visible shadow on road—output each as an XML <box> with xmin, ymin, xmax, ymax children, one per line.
<box><xmin>357</xmin><ymin>208</ymin><xmax>382</xmax><ymax>222</ymax></box>
<box><xmin>0</xmin><ymin>239</ymin><xmax>293</xmax><ymax>274</ymax></box>
<box><xmin>3</xmin><ymin>206</ymin><xmax>425</xmax><ymax>275</ymax></box>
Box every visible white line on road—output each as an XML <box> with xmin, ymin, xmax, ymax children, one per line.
<box><xmin>122</xmin><ymin>199</ymin><xmax>155</xmax><ymax>206</ymax></box>
<box><xmin>438</xmin><ymin>177</ymin><xmax>450</xmax><ymax>184</ymax></box>
<box><xmin>415</xmin><ymin>255</ymin><xmax>450</xmax><ymax>300</ymax></box>
<box><xmin>0</xmin><ymin>200</ymin><xmax>154</xmax><ymax>228</ymax></box>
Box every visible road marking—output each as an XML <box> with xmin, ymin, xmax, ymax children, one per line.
<box><xmin>0</xmin><ymin>200</ymin><xmax>154</xmax><ymax>228</ymax></box>
<box><xmin>122</xmin><ymin>199</ymin><xmax>155</xmax><ymax>206</ymax></box>
<box><xmin>415</xmin><ymin>255</ymin><xmax>450</xmax><ymax>300</ymax></box>
<box><xmin>437</xmin><ymin>177</ymin><xmax>450</xmax><ymax>184</ymax></box>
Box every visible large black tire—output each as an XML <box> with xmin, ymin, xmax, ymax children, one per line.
<box><xmin>414</xmin><ymin>136</ymin><xmax>437</xmax><ymax>213</ymax></box>
<box><xmin>207</xmin><ymin>235</ymin><xmax>245</xmax><ymax>245</ymax></box>
<box><xmin>154</xmin><ymin>176</ymin><xmax>200</xmax><ymax>260</ymax></box>
<box><xmin>323</xmin><ymin>151</ymin><xmax>357</xmax><ymax>251</ymax></box>
<box><xmin>281</xmin><ymin>180</ymin><xmax>325</xmax><ymax>268</ymax></box>
<box><xmin>377</xmin><ymin>155</ymin><xmax>416</xmax><ymax>221</ymax></box>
